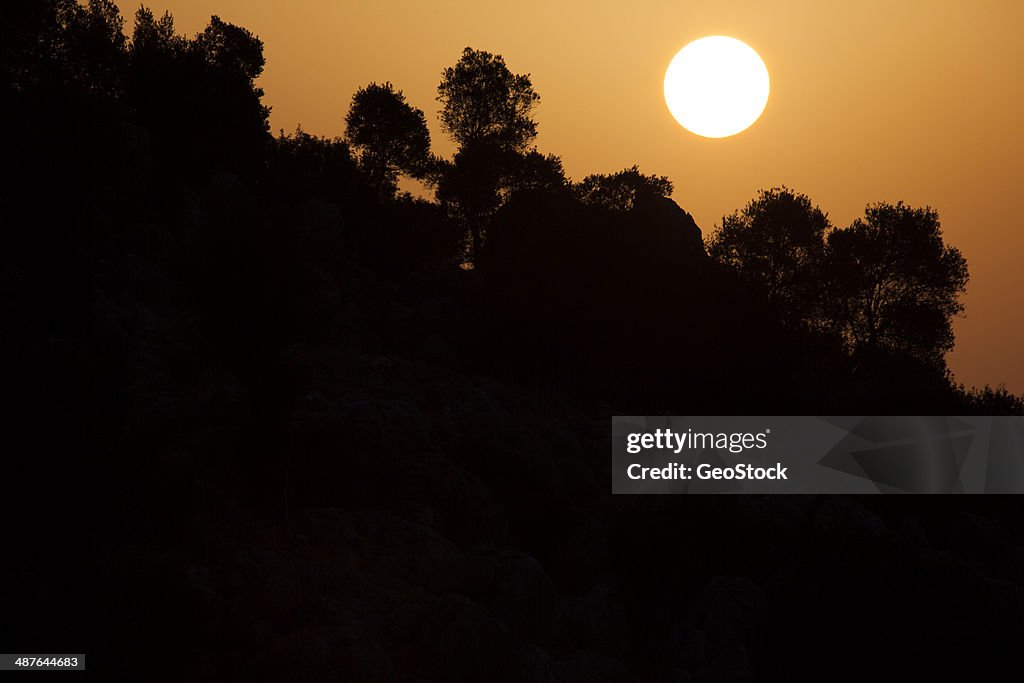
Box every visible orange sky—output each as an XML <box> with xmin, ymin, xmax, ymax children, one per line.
<box><xmin>115</xmin><ymin>0</ymin><xmax>1024</xmax><ymax>393</ymax></box>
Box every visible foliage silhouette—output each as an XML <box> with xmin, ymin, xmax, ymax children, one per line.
<box><xmin>268</xmin><ymin>125</ymin><xmax>363</xmax><ymax>207</ymax></box>
<box><xmin>503</xmin><ymin>149</ymin><xmax>571</xmax><ymax>197</ymax></box>
<box><xmin>1</xmin><ymin>1</ymin><xmax>125</xmax><ymax>97</ymax></box>
<box><xmin>437</xmin><ymin>47</ymin><xmax>540</xmax><ymax>153</ymax></box>
<box><xmin>434</xmin><ymin>143</ymin><xmax>569</xmax><ymax>259</ymax></box>
<box><xmin>961</xmin><ymin>384</ymin><xmax>1024</xmax><ymax>415</ymax></box>
<box><xmin>130</xmin><ymin>7</ymin><xmax>181</xmax><ymax>57</ymax></box>
<box><xmin>345</xmin><ymin>82</ymin><xmax>432</xmax><ymax>199</ymax></box>
<box><xmin>195</xmin><ymin>15</ymin><xmax>265</xmax><ymax>80</ymax></box>
<box><xmin>127</xmin><ymin>8</ymin><xmax>270</xmax><ymax>180</ymax></box>
<box><xmin>574</xmin><ymin>165</ymin><xmax>674</xmax><ymax>212</ymax></box>
<box><xmin>823</xmin><ymin>201</ymin><xmax>969</xmax><ymax>367</ymax></box>
<box><xmin>434</xmin><ymin>47</ymin><xmax>550</xmax><ymax>259</ymax></box>
<box><xmin>706</xmin><ymin>186</ymin><xmax>831</xmax><ymax>329</ymax></box>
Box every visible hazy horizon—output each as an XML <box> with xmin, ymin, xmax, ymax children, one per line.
<box><xmin>115</xmin><ymin>0</ymin><xmax>1024</xmax><ymax>393</ymax></box>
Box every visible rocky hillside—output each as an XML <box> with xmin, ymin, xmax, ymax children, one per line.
<box><xmin>7</xmin><ymin>173</ymin><xmax>1023</xmax><ymax>681</ymax></box>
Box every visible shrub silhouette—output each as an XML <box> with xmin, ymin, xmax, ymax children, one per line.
<box><xmin>574</xmin><ymin>165</ymin><xmax>674</xmax><ymax>212</ymax></box>
<box><xmin>267</xmin><ymin>126</ymin><xmax>364</xmax><ymax>208</ymax></box>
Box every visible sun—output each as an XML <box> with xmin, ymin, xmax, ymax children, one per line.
<box><xmin>664</xmin><ymin>36</ymin><xmax>770</xmax><ymax>139</ymax></box>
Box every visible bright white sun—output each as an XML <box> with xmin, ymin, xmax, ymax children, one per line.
<box><xmin>664</xmin><ymin>36</ymin><xmax>770</xmax><ymax>139</ymax></box>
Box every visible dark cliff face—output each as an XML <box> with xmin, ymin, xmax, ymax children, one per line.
<box><xmin>628</xmin><ymin>193</ymin><xmax>706</xmax><ymax>260</ymax></box>
<box><xmin>477</xmin><ymin>190</ymin><xmax>798</xmax><ymax>409</ymax></box>
<box><xmin>483</xmin><ymin>190</ymin><xmax>707</xmax><ymax>280</ymax></box>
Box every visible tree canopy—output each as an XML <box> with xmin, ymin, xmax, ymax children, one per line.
<box><xmin>124</xmin><ymin>7</ymin><xmax>270</xmax><ymax>179</ymax></box>
<box><xmin>437</xmin><ymin>47</ymin><xmax>540</xmax><ymax>153</ymax></box>
<box><xmin>1</xmin><ymin>3</ymin><xmax>1007</xmax><ymax>410</ymax></box>
<box><xmin>708</xmin><ymin>192</ymin><xmax>969</xmax><ymax>368</ymax></box>
<box><xmin>574</xmin><ymin>165</ymin><xmax>674</xmax><ymax>212</ymax></box>
<box><xmin>432</xmin><ymin>47</ymin><xmax>551</xmax><ymax>260</ymax></box>
<box><xmin>345</xmin><ymin>82</ymin><xmax>432</xmax><ymax>199</ymax></box>
<box><xmin>823</xmin><ymin>202</ymin><xmax>969</xmax><ymax>366</ymax></box>
<box><xmin>706</xmin><ymin>187</ymin><xmax>831</xmax><ymax>328</ymax></box>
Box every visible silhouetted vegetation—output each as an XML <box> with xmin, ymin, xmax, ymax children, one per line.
<box><xmin>433</xmin><ymin>47</ymin><xmax>560</xmax><ymax>259</ymax></box>
<box><xmin>961</xmin><ymin>383</ymin><xmax>1024</xmax><ymax>415</ymax></box>
<box><xmin>3</xmin><ymin>4</ymin><xmax>1023</xmax><ymax>681</ymax></box>
<box><xmin>707</xmin><ymin>186</ymin><xmax>830</xmax><ymax>329</ymax></box>
<box><xmin>345</xmin><ymin>82</ymin><xmax>432</xmax><ymax>199</ymax></box>
<box><xmin>437</xmin><ymin>47</ymin><xmax>540</xmax><ymax>152</ymax></box>
<box><xmin>706</xmin><ymin>189</ymin><xmax>970</xmax><ymax>372</ymax></box>
<box><xmin>823</xmin><ymin>202</ymin><xmax>969</xmax><ymax>367</ymax></box>
<box><xmin>574</xmin><ymin>165</ymin><xmax>675</xmax><ymax>212</ymax></box>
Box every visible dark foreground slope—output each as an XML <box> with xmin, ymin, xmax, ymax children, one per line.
<box><xmin>5</xmin><ymin>169</ymin><xmax>1024</xmax><ymax>681</ymax></box>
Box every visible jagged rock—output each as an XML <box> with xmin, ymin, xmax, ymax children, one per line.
<box><xmin>628</xmin><ymin>193</ymin><xmax>705</xmax><ymax>260</ymax></box>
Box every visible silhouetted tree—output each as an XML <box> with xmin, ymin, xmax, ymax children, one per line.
<box><xmin>434</xmin><ymin>48</ymin><xmax>544</xmax><ymax>259</ymax></box>
<box><xmin>2</xmin><ymin>0</ymin><xmax>126</xmax><ymax>98</ymax></box>
<box><xmin>823</xmin><ymin>202</ymin><xmax>968</xmax><ymax>367</ymax></box>
<box><xmin>503</xmin><ymin>150</ymin><xmax>570</xmax><ymax>196</ymax></box>
<box><xmin>70</xmin><ymin>0</ymin><xmax>126</xmax><ymax>97</ymax></box>
<box><xmin>126</xmin><ymin>9</ymin><xmax>270</xmax><ymax>180</ymax></box>
<box><xmin>345</xmin><ymin>82</ymin><xmax>432</xmax><ymax>199</ymax></box>
<box><xmin>706</xmin><ymin>187</ymin><xmax>831</xmax><ymax>328</ymax></box>
<box><xmin>433</xmin><ymin>145</ymin><xmax>570</xmax><ymax>262</ymax></box>
<box><xmin>194</xmin><ymin>15</ymin><xmax>264</xmax><ymax>80</ymax></box>
<box><xmin>130</xmin><ymin>7</ymin><xmax>183</xmax><ymax>56</ymax></box>
<box><xmin>437</xmin><ymin>47</ymin><xmax>540</xmax><ymax>153</ymax></box>
<box><xmin>574</xmin><ymin>165</ymin><xmax>673</xmax><ymax>212</ymax></box>
<box><xmin>432</xmin><ymin>145</ymin><xmax>508</xmax><ymax>259</ymax></box>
